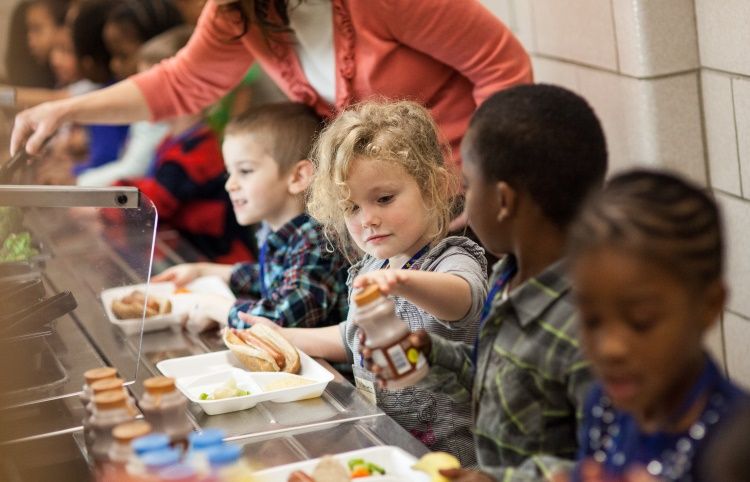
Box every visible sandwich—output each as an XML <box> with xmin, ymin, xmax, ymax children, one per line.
<box><xmin>111</xmin><ymin>290</ymin><xmax>171</xmax><ymax>319</ymax></box>
<box><xmin>223</xmin><ymin>324</ymin><xmax>301</xmax><ymax>374</ymax></box>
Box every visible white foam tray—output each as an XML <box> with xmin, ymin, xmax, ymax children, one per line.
<box><xmin>156</xmin><ymin>349</ymin><xmax>334</xmax><ymax>415</ymax></box>
<box><xmin>100</xmin><ymin>276</ymin><xmax>235</xmax><ymax>335</ymax></box>
<box><xmin>252</xmin><ymin>446</ymin><xmax>430</xmax><ymax>482</ymax></box>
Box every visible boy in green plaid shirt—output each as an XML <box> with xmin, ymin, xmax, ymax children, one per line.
<box><xmin>367</xmin><ymin>85</ymin><xmax>608</xmax><ymax>481</ymax></box>
<box><xmin>154</xmin><ymin>103</ymin><xmax>349</xmax><ymax>331</ymax></box>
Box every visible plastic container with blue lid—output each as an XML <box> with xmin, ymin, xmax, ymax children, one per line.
<box><xmin>188</xmin><ymin>428</ymin><xmax>225</xmax><ymax>450</ymax></box>
<box><xmin>207</xmin><ymin>444</ymin><xmax>242</xmax><ymax>468</ymax></box>
<box><xmin>142</xmin><ymin>447</ymin><xmax>181</xmax><ymax>473</ymax></box>
<box><xmin>131</xmin><ymin>433</ymin><xmax>170</xmax><ymax>456</ymax></box>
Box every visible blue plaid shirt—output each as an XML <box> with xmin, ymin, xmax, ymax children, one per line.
<box><xmin>228</xmin><ymin>213</ymin><xmax>349</xmax><ymax>328</ymax></box>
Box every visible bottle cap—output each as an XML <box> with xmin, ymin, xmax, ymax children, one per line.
<box><xmin>143</xmin><ymin>376</ymin><xmax>176</xmax><ymax>395</ymax></box>
<box><xmin>142</xmin><ymin>448</ymin><xmax>181</xmax><ymax>472</ymax></box>
<box><xmin>207</xmin><ymin>444</ymin><xmax>242</xmax><ymax>468</ymax></box>
<box><xmin>93</xmin><ymin>391</ymin><xmax>127</xmax><ymax>410</ymax></box>
<box><xmin>158</xmin><ymin>463</ymin><xmax>198</xmax><ymax>482</ymax></box>
<box><xmin>112</xmin><ymin>420</ymin><xmax>152</xmax><ymax>443</ymax></box>
<box><xmin>132</xmin><ymin>433</ymin><xmax>171</xmax><ymax>455</ymax></box>
<box><xmin>188</xmin><ymin>428</ymin><xmax>225</xmax><ymax>450</ymax></box>
<box><xmin>84</xmin><ymin>367</ymin><xmax>117</xmax><ymax>385</ymax></box>
<box><xmin>353</xmin><ymin>284</ymin><xmax>382</xmax><ymax>307</ymax></box>
<box><xmin>91</xmin><ymin>377</ymin><xmax>124</xmax><ymax>395</ymax></box>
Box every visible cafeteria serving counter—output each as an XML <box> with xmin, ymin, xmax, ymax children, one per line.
<box><xmin>0</xmin><ymin>188</ymin><xmax>427</xmax><ymax>481</ymax></box>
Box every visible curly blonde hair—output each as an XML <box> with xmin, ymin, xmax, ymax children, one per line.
<box><xmin>308</xmin><ymin>100</ymin><xmax>457</xmax><ymax>258</ymax></box>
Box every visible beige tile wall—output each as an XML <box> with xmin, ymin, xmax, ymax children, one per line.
<box><xmin>483</xmin><ymin>0</ymin><xmax>750</xmax><ymax>388</ymax></box>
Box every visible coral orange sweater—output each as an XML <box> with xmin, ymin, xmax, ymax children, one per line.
<box><xmin>133</xmin><ymin>0</ymin><xmax>532</xmax><ymax>167</ymax></box>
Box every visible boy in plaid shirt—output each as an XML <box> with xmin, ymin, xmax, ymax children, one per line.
<box><xmin>155</xmin><ymin>103</ymin><xmax>349</xmax><ymax>331</ymax></box>
<box><xmin>368</xmin><ymin>85</ymin><xmax>608</xmax><ymax>481</ymax></box>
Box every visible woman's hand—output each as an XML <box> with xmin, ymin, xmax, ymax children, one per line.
<box><xmin>11</xmin><ymin>100</ymin><xmax>71</xmax><ymax>155</ymax></box>
<box><xmin>153</xmin><ymin>264</ymin><xmax>203</xmax><ymax>287</ymax></box>
<box><xmin>353</xmin><ymin>269</ymin><xmax>410</xmax><ymax>296</ymax></box>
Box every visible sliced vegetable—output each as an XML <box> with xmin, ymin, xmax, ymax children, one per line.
<box><xmin>347</xmin><ymin>458</ymin><xmax>386</xmax><ymax>477</ymax></box>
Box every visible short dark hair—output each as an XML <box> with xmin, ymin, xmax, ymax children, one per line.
<box><xmin>568</xmin><ymin>169</ymin><xmax>723</xmax><ymax>293</ymax></box>
<box><xmin>225</xmin><ymin>102</ymin><xmax>323</xmax><ymax>173</ymax></box>
<box><xmin>107</xmin><ymin>0</ymin><xmax>185</xmax><ymax>44</ymax></box>
<box><xmin>72</xmin><ymin>0</ymin><xmax>120</xmax><ymax>71</ymax></box>
<box><xmin>463</xmin><ymin>84</ymin><xmax>608</xmax><ymax>228</ymax></box>
<box><xmin>31</xmin><ymin>0</ymin><xmax>71</xmax><ymax>26</ymax></box>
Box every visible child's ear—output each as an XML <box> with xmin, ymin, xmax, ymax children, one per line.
<box><xmin>495</xmin><ymin>181</ymin><xmax>517</xmax><ymax>223</ymax></box>
<box><xmin>701</xmin><ymin>280</ymin><xmax>727</xmax><ymax>331</ymax></box>
<box><xmin>287</xmin><ymin>159</ymin><xmax>314</xmax><ymax>195</ymax></box>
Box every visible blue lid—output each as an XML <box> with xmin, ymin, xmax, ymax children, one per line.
<box><xmin>188</xmin><ymin>428</ymin><xmax>225</xmax><ymax>450</ymax></box>
<box><xmin>207</xmin><ymin>444</ymin><xmax>242</xmax><ymax>468</ymax></box>
<box><xmin>141</xmin><ymin>448</ymin><xmax>181</xmax><ymax>471</ymax></box>
<box><xmin>158</xmin><ymin>463</ymin><xmax>198</xmax><ymax>482</ymax></box>
<box><xmin>132</xmin><ymin>433</ymin><xmax>170</xmax><ymax>455</ymax></box>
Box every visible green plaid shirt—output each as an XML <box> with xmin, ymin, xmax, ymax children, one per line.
<box><xmin>430</xmin><ymin>256</ymin><xmax>593</xmax><ymax>481</ymax></box>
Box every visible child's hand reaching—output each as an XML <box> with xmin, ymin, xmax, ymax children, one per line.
<box><xmin>237</xmin><ymin>312</ymin><xmax>283</xmax><ymax>333</ymax></box>
<box><xmin>153</xmin><ymin>264</ymin><xmax>202</xmax><ymax>287</ymax></box>
<box><xmin>353</xmin><ymin>269</ymin><xmax>410</xmax><ymax>296</ymax></box>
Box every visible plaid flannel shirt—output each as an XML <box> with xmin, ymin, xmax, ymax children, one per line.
<box><xmin>430</xmin><ymin>256</ymin><xmax>593</xmax><ymax>481</ymax></box>
<box><xmin>228</xmin><ymin>213</ymin><xmax>349</xmax><ymax>328</ymax></box>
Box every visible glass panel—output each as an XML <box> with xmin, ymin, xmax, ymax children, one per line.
<box><xmin>0</xmin><ymin>186</ymin><xmax>156</xmax><ymax>443</ymax></box>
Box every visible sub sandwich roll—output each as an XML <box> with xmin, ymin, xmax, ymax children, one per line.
<box><xmin>223</xmin><ymin>324</ymin><xmax>301</xmax><ymax>374</ymax></box>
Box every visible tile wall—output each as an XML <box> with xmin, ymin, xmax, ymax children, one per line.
<box><xmin>484</xmin><ymin>0</ymin><xmax>750</xmax><ymax>388</ymax></box>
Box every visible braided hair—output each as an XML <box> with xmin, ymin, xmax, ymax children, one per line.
<box><xmin>107</xmin><ymin>0</ymin><xmax>184</xmax><ymax>43</ymax></box>
<box><xmin>568</xmin><ymin>169</ymin><xmax>723</xmax><ymax>292</ymax></box>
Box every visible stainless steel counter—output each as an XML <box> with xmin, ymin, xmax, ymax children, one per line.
<box><xmin>0</xmin><ymin>206</ymin><xmax>428</xmax><ymax>480</ymax></box>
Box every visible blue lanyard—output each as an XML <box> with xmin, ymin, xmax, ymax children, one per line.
<box><xmin>380</xmin><ymin>244</ymin><xmax>431</xmax><ymax>270</ymax></box>
<box><xmin>258</xmin><ymin>241</ymin><xmax>270</xmax><ymax>299</ymax></box>
<box><xmin>472</xmin><ymin>257</ymin><xmax>518</xmax><ymax>367</ymax></box>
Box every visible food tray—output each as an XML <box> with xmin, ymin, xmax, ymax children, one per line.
<box><xmin>251</xmin><ymin>446</ymin><xmax>430</xmax><ymax>482</ymax></box>
<box><xmin>100</xmin><ymin>276</ymin><xmax>235</xmax><ymax>335</ymax></box>
<box><xmin>156</xmin><ymin>349</ymin><xmax>334</xmax><ymax>415</ymax></box>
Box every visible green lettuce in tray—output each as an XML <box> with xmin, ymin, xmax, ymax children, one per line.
<box><xmin>0</xmin><ymin>232</ymin><xmax>39</xmax><ymax>262</ymax></box>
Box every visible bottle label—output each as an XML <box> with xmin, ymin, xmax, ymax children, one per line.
<box><xmin>380</xmin><ymin>334</ymin><xmax>427</xmax><ymax>378</ymax></box>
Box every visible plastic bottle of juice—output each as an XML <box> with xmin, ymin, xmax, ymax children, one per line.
<box><xmin>139</xmin><ymin>376</ymin><xmax>193</xmax><ymax>449</ymax></box>
<box><xmin>186</xmin><ymin>428</ymin><xmax>225</xmax><ymax>476</ymax></box>
<box><xmin>89</xmin><ymin>391</ymin><xmax>137</xmax><ymax>463</ymax></box>
<box><xmin>101</xmin><ymin>420</ymin><xmax>152</xmax><ymax>480</ymax></box>
<box><xmin>88</xmin><ymin>377</ymin><xmax>138</xmax><ymax>415</ymax></box>
<box><xmin>108</xmin><ymin>420</ymin><xmax>153</xmax><ymax>466</ymax></box>
<box><xmin>81</xmin><ymin>367</ymin><xmax>118</xmax><ymax>453</ymax></box>
<box><xmin>353</xmin><ymin>285</ymin><xmax>428</xmax><ymax>389</ymax></box>
<box><xmin>206</xmin><ymin>444</ymin><xmax>254</xmax><ymax>482</ymax></box>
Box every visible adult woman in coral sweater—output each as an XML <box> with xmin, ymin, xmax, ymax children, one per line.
<box><xmin>11</xmin><ymin>0</ymin><xmax>532</xmax><ymax>168</ymax></box>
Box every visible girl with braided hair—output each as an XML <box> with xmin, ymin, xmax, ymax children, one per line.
<box><xmin>567</xmin><ymin>169</ymin><xmax>748</xmax><ymax>482</ymax></box>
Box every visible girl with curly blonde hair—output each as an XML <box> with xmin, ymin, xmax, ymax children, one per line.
<box><xmin>240</xmin><ymin>100</ymin><xmax>487</xmax><ymax>464</ymax></box>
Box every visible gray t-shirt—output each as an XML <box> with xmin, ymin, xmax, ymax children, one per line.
<box><xmin>340</xmin><ymin>236</ymin><xmax>487</xmax><ymax>466</ymax></box>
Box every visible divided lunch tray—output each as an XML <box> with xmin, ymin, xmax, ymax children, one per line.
<box><xmin>100</xmin><ymin>276</ymin><xmax>235</xmax><ymax>335</ymax></box>
<box><xmin>156</xmin><ymin>349</ymin><xmax>334</xmax><ymax>415</ymax></box>
<box><xmin>251</xmin><ymin>446</ymin><xmax>430</xmax><ymax>482</ymax></box>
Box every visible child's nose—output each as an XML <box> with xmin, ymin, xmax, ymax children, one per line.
<box><xmin>596</xmin><ymin>324</ymin><xmax>630</xmax><ymax>361</ymax></box>
<box><xmin>360</xmin><ymin>207</ymin><xmax>379</xmax><ymax>227</ymax></box>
